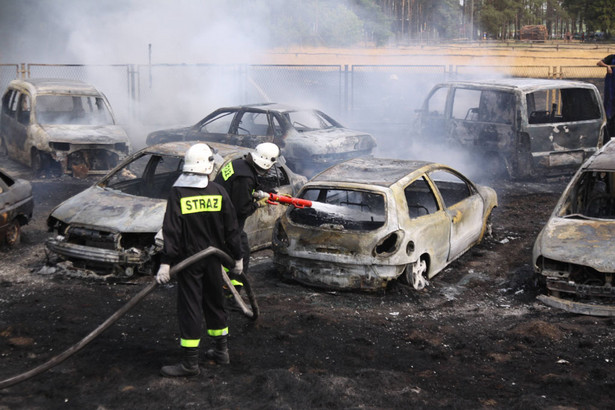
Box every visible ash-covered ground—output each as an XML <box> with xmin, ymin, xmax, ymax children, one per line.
<box><xmin>0</xmin><ymin>158</ymin><xmax>614</xmax><ymax>409</ymax></box>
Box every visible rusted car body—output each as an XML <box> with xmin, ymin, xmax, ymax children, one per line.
<box><xmin>533</xmin><ymin>141</ymin><xmax>615</xmax><ymax>316</ymax></box>
<box><xmin>46</xmin><ymin>141</ymin><xmax>306</xmax><ymax>276</ymax></box>
<box><xmin>0</xmin><ymin>168</ymin><xmax>33</xmax><ymax>246</ymax></box>
<box><xmin>272</xmin><ymin>157</ymin><xmax>497</xmax><ymax>291</ymax></box>
<box><xmin>0</xmin><ymin>78</ymin><xmax>131</xmax><ymax>177</ymax></box>
<box><xmin>417</xmin><ymin>79</ymin><xmax>606</xmax><ymax>179</ymax></box>
<box><xmin>145</xmin><ymin>103</ymin><xmax>376</xmax><ymax>177</ymax></box>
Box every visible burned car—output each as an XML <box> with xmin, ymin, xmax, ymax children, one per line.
<box><xmin>145</xmin><ymin>103</ymin><xmax>376</xmax><ymax>177</ymax></box>
<box><xmin>0</xmin><ymin>168</ymin><xmax>33</xmax><ymax>246</ymax></box>
<box><xmin>272</xmin><ymin>157</ymin><xmax>497</xmax><ymax>291</ymax></box>
<box><xmin>0</xmin><ymin>78</ymin><xmax>131</xmax><ymax>177</ymax></box>
<box><xmin>417</xmin><ymin>79</ymin><xmax>606</xmax><ymax>179</ymax></box>
<box><xmin>533</xmin><ymin>141</ymin><xmax>615</xmax><ymax>316</ymax></box>
<box><xmin>46</xmin><ymin>141</ymin><xmax>306</xmax><ymax>276</ymax></box>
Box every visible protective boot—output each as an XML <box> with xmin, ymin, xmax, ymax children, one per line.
<box><xmin>160</xmin><ymin>347</ymin><xmax>200</xmax><ymax>377</ymax></box>
<box><xmin>204</xmin><ymin>335</ymin><xmax>230</xmax><ymax>365</ymax></box>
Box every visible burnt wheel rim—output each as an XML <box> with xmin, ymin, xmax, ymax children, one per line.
<box><xmin>5</xmin><ymin>221</ymin><xmax>20</xmax><ymax>246</ymax></box>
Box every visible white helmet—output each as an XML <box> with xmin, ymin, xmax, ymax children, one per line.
<box><xmin>251</xmin><ymin>142</ymin><xmax>280</xmax><ymax>171</ymax></box>
<box><xmin>183</xmin><ymin>143</ymin><xmax>215</xmax><ymax>175</ymax></box>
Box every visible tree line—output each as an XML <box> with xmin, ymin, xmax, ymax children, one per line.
<box><xmin>261</xmin><ymin>0</ymin><xmax>614</xmax><ymax>46</ymax></box>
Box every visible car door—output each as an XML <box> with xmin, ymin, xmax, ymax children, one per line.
<box><xmin>402</xmin><ymin>175</ymin><xmax>450</xmax><ymax>276</ymax></box>
<box><xmin>188</xmin><ymin>109</ymin><xmax>236</xmax><ymax>144</ymax></box>
<box><xmin>427</xmin><ymin>169</ymin><xmax>484</xmax><ymax>261</ymax></box>
<box><xmin>418</xmin><ymin>85</ymin><xmax>449</xmax><ymax>140</ymax></box>
<box><xmin>244</xmin><ymin>163</ymin><xmax>294</xmax><ymax>250</ymax></box>
<box><xmin>525</xmin><ymin>87</ymin><xmax>604</xmax><ymax>168</ymax></box>
<box><xmin>2</xmin><ymin>90</ymin><xmax>30</xmax><ymax>160</ymax></box>
<box><xmin>228</xmin><ymin>109</ymin><xmax>275</xmax><ymax>148</ymax></box>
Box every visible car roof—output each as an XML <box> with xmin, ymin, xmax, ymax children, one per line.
<box><xmin>311</xmin><ymin>157</ymin><xmax>435</xmax><ymax>187</ymax></box>
<box><xmin>7</xmin><ymin>78</ymin><xmax>103</xmax><ymax>96</ymax></box>
<box><xmin>433</xmin><ymin>78</ymin><xmax>598</xmax><ymax>92</ymax></box>
<box><xmin>214</xmin><ymin>103</ymin><xmax>315</xmax><ymax>114</ymax></box>
<box><xmin>583</xmin><ymin>140</ymin><xmax>615</xmax><ymax>171</ymax></box>
<box><xmin>142</xmin><ymin>140</ymin><xmax>252</xmax><ymax>159</ymax></box>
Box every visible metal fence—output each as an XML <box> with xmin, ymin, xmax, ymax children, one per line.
<box><xmin>0</xmin><ymin>64</ymin><xmax>19</xmax><ymax>97</ymax></box>
<box><xmin>0</xmin><ymin>62</ymin><xmax>608</xmax><ymax>138</ymax></box>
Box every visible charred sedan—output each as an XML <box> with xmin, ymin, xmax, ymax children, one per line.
<box><xmin>146</xmin><ymin>103</ymin><xmax>376</xmax><ymax>177</ymax></box>
<box><xmin>46</xmin><ymin>141</ymin><xmax>306</xmax><ymax>276</ymax></box>
<box><xmin>0</xmin><ymin>78</ymin><xmax>131</xmax><ymax>177</ymax></box>
<box><xmin>272</xmin><ymin>157</ymin><xmax>497</xmax><ymax>291</ymax></box>
<box><xmin>533</xmin><ymin>141</ymin><xmax>615</xmax><ymax>316</ymax></box>
<box><xmin>0</xmin><ymin>168</ymin><xmax>33</xmax><ymax>246</ymax></box>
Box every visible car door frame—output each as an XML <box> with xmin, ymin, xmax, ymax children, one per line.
<box><xmin>399</xmin><ymin>174</ymin><xmax>451</xmax><ymax>278</ymax></box>
<box><xmin>2</xmin><ymin>89</ymin><xmax>31</xmax><ymax>161</ymax></box>
<box><xmin>426</xmin><ymin>168</ymin><xmax>485</xmax><ymax>262</ymax></box>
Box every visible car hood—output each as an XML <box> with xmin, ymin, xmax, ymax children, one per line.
<box><xmin>50</xmin><ymin>186</ymin><xmax>166</xmax><ymax>233</ymax></box>
<box><xmin>41</xmin><ymin>124</ymin><xmax>129</xmax><ymax>144</ymax></box>
<box><xmin>286</xmin><ymin>128</ymin><xmax>376</xmax><ymax>153</ymax></box>
<box><xmin>536</xmin><ymin>217</ymin><xmax>615</xmax><ymax>272</ymax></box>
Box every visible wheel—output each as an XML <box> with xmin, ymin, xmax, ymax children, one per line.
<box><xmin>410</xmin><ymin>258</ymin><xmax>428</xmax><ymax>290</ymax></box>
<box><xmin>31</xmin><ymin>149</ymin><xmax>43</xmax><ymax>177</ymax></box>
<box><xmin>402</xmin><ymin>257</ymin><xmax>429</xmax><ymax>290</ymax></box>
<box><xmin>5</xmin><ymin>220</ymin><xmax>21</xmax><ymax>246</ymax></box>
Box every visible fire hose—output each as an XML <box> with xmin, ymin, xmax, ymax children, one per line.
<box><xmin>0</xmin><ymin>246</ymin><xmax>258</xmax><ymax>390</ymax></box>
<box><xmin>253</xmin><ymin>190</ymin><xmax>313</xmax><ymax>209</ymax></box>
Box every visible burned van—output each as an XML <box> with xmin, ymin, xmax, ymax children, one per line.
<box><xmin>0</xmin><ymin>78</ymin><xmax>131</xmax><ymax>177</ymax></box>
<box><xmin>417</xmin><ymin>79</ymin><xmax>607</xmax><ymax>179</ymax></box>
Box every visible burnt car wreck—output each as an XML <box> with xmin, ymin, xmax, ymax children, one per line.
<box><xmin>46</xmin><ymin>141</ymin><xmax>306</xmax><ymax>277</ymax></box>
<box><xmin>533</xmin><ymin>141</ymin><xmax>615</xmax><ymax>316</ymax></box>
<box><xmin>146</xmin><ymin>103</ymin><xmax>376</xmax><ymax>177</ymax></box>
<box><xmin>0</xmin><ymin>78</ymin><xmax>131</xmax><ymax>177</ymax></box>
<box><xmin>273</xmin><ymin>157</ymin><xmax>497</xmax><ymax>291</ymax></box>
<box><xmin>417</xmin><ymin>79</ymin><xmax>606</xmax><ymax>179</ymax></box>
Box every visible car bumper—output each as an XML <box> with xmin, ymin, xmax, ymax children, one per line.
<box><xmin>537</xmin><ymin>277</ymin><xmax>615</xmax><ymax>317</ymax></box>
<box><xmin>274</xmin><ymin>253</ymin><xmax>403</xmax><ymax>291</ymax></box>
<box><xmin>46</xmin><ymin>237</ymin><xmax>146</xmax><ymax>265</ymax></box>
<box><xmin>537</xmin><ymin>294</ymin><xmax>615</xmax><ymax>317</ymax></box>
<box><xmin>533</xmin><ymin>148</ymin><xmax>596</xmax><ymax>174</ymax></box>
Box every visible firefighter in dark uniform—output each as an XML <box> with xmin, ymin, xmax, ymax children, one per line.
<box><xmin>156</xmin><ymin>143</ymin><xmax>243</xmax><ymax>377</ymax></box>
<box><xmin>213</xmin><ymin>142</ymin><xmax>280</xmax><ymax>294</ymax></box>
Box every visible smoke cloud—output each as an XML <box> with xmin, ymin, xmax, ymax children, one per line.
<box><xmin>0</xmin><ymin>0</ymin><xmax>490</xmax><ymax>179</ymax></box>
<box><xmin>0</xmin><ymin>0</ymin><xmax>275</xmax><ymax>64</ymax></box>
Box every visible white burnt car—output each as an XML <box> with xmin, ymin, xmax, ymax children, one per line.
<box><xmin>272</xmin><ymin>157</ymin><xmax>497</xmax><ymax>291</ymax></box>
<box><xmin>145</xmin><ymin>103</ymin><xmax>376</xmax><ymax>177</ymax></box>
<box><xmin>533</xmin><ymin>141</ymin><xmax>615</xmax><ymax>316</ymax></box>
<box><xmin>0</xmin><ymin>78</ymin><xmax>131</xmax><ymax>177</ymax></box>
<box><xmin>46</xmin><ymin>141</ymin><xmax>306</xmax><ymax>276</ymax></box>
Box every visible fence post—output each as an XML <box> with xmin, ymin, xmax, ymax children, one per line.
<box><xmin>128</xmin><ymin>64</ymin><xmax>138</xmax><ymax>122</ymax></box>
<box><xmin>19</xmin><ymin>63</ymin><xmax>27</xmax><ymax>79</ymax></box>
<box><xmin>343</xmin><ymin>65</ymin><xmax>349</xmax><ymax>115</ymax></box>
